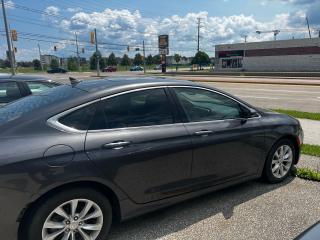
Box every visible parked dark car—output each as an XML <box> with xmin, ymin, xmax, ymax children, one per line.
<box><xmin>102</xmin><ymin>66</ymin><xmax>117</xmax><ymax>72</ymax></box>
<box><xmin>130</xmin><ymin>65</ymin><xmax>144</xmax><ymax>71</ymax></box>
<box><xmin>0</xmin><ymin>74</ymin><xmax>60</xmax><ymax>106</ymax></box>
<box><xmin>0</xmin><ymin>78</ymin><xmax>303</xmax><ymax>240</ymax></box>
<box><xmin>47</xmin><ymin>67</ymin><xmax>68</xmax><ymax>74</ymax></box>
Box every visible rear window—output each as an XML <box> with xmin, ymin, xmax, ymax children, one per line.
<box><xmin>0</xmin><ymin>85</ymin><xmax>84</xmax><ymax>125</ymax></box>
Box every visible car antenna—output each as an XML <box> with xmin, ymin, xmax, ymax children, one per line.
<box><xmin>69</xmin><ymin>77</ymin><xmax>81</xmax><ymax>87</ymax></box>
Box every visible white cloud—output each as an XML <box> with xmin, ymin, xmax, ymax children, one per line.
<box><xmin>66</xmin><ymin>7</ymin><xmax>82</xmax><ymax>13</ymax></box>
<box><xmin>5</xmin><ymin>0</ymin><xmax>15</xmax><ymax>9</ymax></box>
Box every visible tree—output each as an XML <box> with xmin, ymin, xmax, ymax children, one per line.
<box><xmin>100</xmin><ymin>57</ymin><xmax>107</xmax><ymax>70</ymax></box>
<box><xmin>67</xmin><ymin>57</ymin><xmax>78</xmax><ymax>71</ymax></box>
<box><xmin>133</xmin><ymin>53</ymin><xmax>143</xmax><ymax>66</ymax></box>
<box><xmin>89</xmin><ymin>51</ymin><xmax>102</xmax><ymax>70</ymax></box>
<box><xmin>121</xmin><ymin>54</ymin><xmax>131</xmax><ymax>70</ymax></box>
<box><xmin>50</xmin><ymin>58</ymin><xmax>59</xmax><ymax>69</ymax></box>
<box><xmin>146</xmin><ymin>54</ymin><xmax>153</xmax><ymax>66</ymax></box>
<box><xmin>174</xmin><ymin>54</ymin><xmax>181</xmax><ymax>71</ymax></box>
<box><xmin>107</xmin><ymin>52</ymin><xmax>117</xmax><ymax>66</ymax></box>
<box><xmin>191</xmin><ymin>51</ymin><xmax>210</xmax><ymax>69</ymax></box>
<box><xmin>33</xmin><ymin>59</ymin><xmax>42</xmax><ymax>70</ymax></box>
<box><xmin>152</xmin><ymin>54</ymin><xmax>161</xmax><ymax>65</ymax></box>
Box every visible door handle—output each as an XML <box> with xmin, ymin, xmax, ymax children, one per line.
<box><xmin>103</xmin><ymin>141</ymin><xmax>131</xmax><ymax>149</ymax></box>
<box><xmin>194</xmin><ymin>130</ymin><xmax>213</xmax><ymax>136</ymax></box>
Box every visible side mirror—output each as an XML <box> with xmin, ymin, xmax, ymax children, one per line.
<box><xmin>241</xmin><ymin>107</ymin><xmax>258</xmax><ymax>119</ymax></box>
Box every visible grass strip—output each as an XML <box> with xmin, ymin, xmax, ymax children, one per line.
<box><xmin>296</xmin><ymin>168</ymin><xmax>320</xmax><ymax>182</ymax></box>
<box><xmin>272</xmin><ymin>109</ymin><xmax>320</xmax><ymax>121</ymax></box>
<box><xmin>302</xmin><ymin>144</ymin><xmax>320</xmax><ymax>157</ymax></box>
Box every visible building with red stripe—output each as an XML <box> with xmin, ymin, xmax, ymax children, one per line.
<box><xmin>215</xmin><ymin>38</ymin><xmax>320</xmax><ymax>72</ymax></box>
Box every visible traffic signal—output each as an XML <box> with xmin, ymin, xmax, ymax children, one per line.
<box><xmin>14</xmin><ymin>47</ymin><xmax>17</xmax><ymax>53</ymax></box>
<box><xmin>90</xmin><ymin>31</ymin><xmax>95</xmax><ymax>44</ymax></box>
<box><xmin>81</xmin><ymin>48</ymin><xmax>85</xmax><ymax>53</ymax></box>
<box><xmin>11</xmin><ymin>30</ymin><xmax>18</xmax><ymax>41</ymax></box>
<box><xmin>54</xmin><ymin>46</ymin><xmax>57</xmax><ymax>51</ymax></box>
<box><xmin>127</xmin><ymin>46</ymin><xmax>130</xmax><ymax>52</ymax></box>
<box><xmin>135</xmin><ymin>48</ymin><xmax>140</xmax><ymax>51</ymax></box>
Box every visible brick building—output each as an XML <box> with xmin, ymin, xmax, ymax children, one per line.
<box><xmin>215</xmin><ymin>38</ymin><xmax>320</xmax><ymax>72</ymax></box>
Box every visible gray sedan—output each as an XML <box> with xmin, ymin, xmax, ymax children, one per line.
<box><xmin>0</xmin><ymin>77</ymin><xmax>303</xmax><ymax>240</ymax></box>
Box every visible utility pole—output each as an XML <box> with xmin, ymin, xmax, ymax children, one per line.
<box><xmin>37</xmin><ymin>43</ymin><xmax>44</xmax><ymax>72</ymax></box>
<box><xmin>94</xmin><ymin>28</ymin><xmax>100</xmax><ymax>77</ymax></box>
<box><xmin>197</xmin><ymin>18</ymin><xmax>204</xmax><ymax>52</ymax></box>
<box><xmin>75</xmin><ymin>33</ymin><xmax>81</xmax><ymax>72</ymax></box>
<box><xmin>143</xmin><ymin>40</ymin><xmax>146</xmax><ymax>74</ymax></box>
<box><xmin>1</xmin><ymin>0</ymin><xmax>15</xmax><ymax>75</ymax></box>
<box><xmin>306</xmin><ymin>17</ymin><xmax>311</xmax><ymax>39</ymax></box>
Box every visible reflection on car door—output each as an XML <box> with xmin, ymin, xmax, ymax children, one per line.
<box><xmin>85</xmin><ymin>88</ymin><xmax>193</xmax><ymax>204</ymax></box>
<box><xmin>171</xmin><ymin>87</ymin><xmax>265</xmax><ymax>188</ymax></box>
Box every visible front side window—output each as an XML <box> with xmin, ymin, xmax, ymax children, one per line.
<box><xmin>92</xmin><ymin>88</ymin><xmax>175</xmax><ymax>130</ymax></box>
<box><xmin>0</xmin><ymin>82</ymin><xmax>22</xmax><ymax>104</ymax></box>
<box><xmin>26</xmin><ymin>81</ymin><xmax>58</xmax><ymax>94</ymax></box>
<box><xmin>174</xmin><ymin>87</ymin><xmax>243</xmax><ymax>122</ymax></box>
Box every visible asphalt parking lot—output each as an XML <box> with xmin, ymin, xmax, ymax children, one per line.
<box><xmin>109</xmin><ymin>176</ymin><xmax>320</xmax><ymax>240</ymax></box>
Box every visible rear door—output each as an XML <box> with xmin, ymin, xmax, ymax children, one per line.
<box><xmin>85</xmin><ymin>87</ymin><xmax>193</xmax><ymax>203</ymax></box>
<box><xmin>171</xmin><ymin>86</ymin><xmax>265</xmax><ymax>187</ymax></box>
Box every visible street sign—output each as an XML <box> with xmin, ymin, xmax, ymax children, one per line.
<box><xmin>158</xmin><ymin>34</ymin><xmax>169</xmax><ymax>55</ymax></box>
<box><xmin>159</xmin><ymin>48</ymin><xmax>169</xmax><ymax>55</ymax></box>
<box><xmin>11</xmin><ymin>29</ymin><xmax>18</xmax><ymax>41</ymax></box>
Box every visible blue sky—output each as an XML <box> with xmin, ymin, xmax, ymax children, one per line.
<box><xmin>1</xmin><ymin>0</ymin><xmax>319</xmax><ymax>60</ymax></box>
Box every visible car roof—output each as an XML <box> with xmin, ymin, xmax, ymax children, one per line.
<box><xmin>74</xmin><ymin>77</ymin><xmax>198</xmax><ymax>94</ymax></box>
<box><xmin>0</xmin><ymin>74</ymin><xmax>56</xmax><ymax>82</ymax></box>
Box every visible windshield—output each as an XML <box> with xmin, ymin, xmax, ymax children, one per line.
<box><xmin>0</xmin><ymin>85</ymin><xmax>85</xmax><ymax>125</ymax></box>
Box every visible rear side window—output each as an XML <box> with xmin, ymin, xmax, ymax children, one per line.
<box><xmin>26</xmin><ymin>81</ymin><xmax>58</xmax><ymax>94</ymax></box>
<box><xmin>59</xmin><ymin>104</ymin><xmax>97</xmax><ymax>131</ymax></box>
<box><xmin>90</xmin><ymin>88</ymin><xmax>175</xmax><ymax>130</ymax></box>
<box><xmin>0</xmin><ymin>82</ymin><xmax>22</xmax><ymax>103</ymax></box>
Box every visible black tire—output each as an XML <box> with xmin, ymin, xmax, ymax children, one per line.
<box><xmin>263</xmin><ymin>139</ymin><xmax>295</xmax><ymax>183</ymax></box>
<box><xmin>24</xmin><ymin>187</ymin><xmax>112</xmax><ymax>240</ymax></box>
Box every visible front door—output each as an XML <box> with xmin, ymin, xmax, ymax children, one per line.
<box><xmin>85</xmin><ymin>88</ymin><xmax>193</xmax><ymax>203</ymax></box>
<box><xmin>171</xmin><ymin>87</ymin><xmax>264</xmax><ymax>187</ymax></box>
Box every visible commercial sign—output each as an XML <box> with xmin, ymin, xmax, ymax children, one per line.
<box><xmin>159</xmin><ymin>35</ymin><xmax>169</xmax><ymax>55</ymax></box>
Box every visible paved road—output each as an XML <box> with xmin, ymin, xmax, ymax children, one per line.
<box><xmin>43</xmin><ymin>72</ymin><xmax>320</xmax><ymax>112</ymax></box>
<box><xmin>108</xmin><ymin>176</ymin><xmax>320</xmax><ymax>240</ymax></box>
<box><xmin>200</xmin><ymin>82</ymin><xmax>320</xmax><ymax>113</ymax></box>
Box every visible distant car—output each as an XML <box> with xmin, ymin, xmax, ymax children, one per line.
<box><xmin>154</xmin><ymin>64</ymin><xmax>162</xmax><ymax>70</ymax></box>
<box><xmin>130</xmin><ymin>66</ymin><xmax>144</xmax><ymax>71</ymax></box>
<box><xmin>102</xmin><ymin>66</ymin><xmax>117</xmax><ymax>72</ymax></box>
<box><xmin>0</xmin><ymin>75</ymin><xmax>60</xmax><ymax>106</ymax></box>
<box><xmin>47</xmin><ymin>67</ymin><xmax>68</xmax><ymax>74</ymax></box>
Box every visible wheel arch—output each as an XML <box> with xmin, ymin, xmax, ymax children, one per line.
<box><xmin>18</xmin><ymin>180</ymin><xmax>122</xmax><ymax>240</ymax></box>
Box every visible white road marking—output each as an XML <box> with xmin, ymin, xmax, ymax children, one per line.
<box><xmin>237</xmin><ymin>95</ymin><xmax>279</xmax><ymax>100</ymax></box>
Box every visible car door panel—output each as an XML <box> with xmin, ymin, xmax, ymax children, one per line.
<box><xmin>171</xmin><ymin>87</ymin><xmax>265</xmax><ymax>187</ymax></box>
<box><xmin>85</xmin><ymin>124</ymin><xmax>193</xmax><ymax>204</ymax></box>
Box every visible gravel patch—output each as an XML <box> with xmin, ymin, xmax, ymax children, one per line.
<box><xmin>109</xmin><ymin>177</ymin><xmax>320</xmax><ymax>240</ymax></box>
<box><xmin>298</xmin><ymin>154</ymin><xmax>320</xmax><ymax>171</ymax></box>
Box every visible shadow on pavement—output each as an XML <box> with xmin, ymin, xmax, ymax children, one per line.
<box><xmin>109</xmin><ymin>176</ymin><xmax>295</xmax><ymax>240</ymax></box>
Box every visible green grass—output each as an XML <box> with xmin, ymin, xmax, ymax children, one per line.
<box><xmin>272</xmin><ymin>109</ymin><xmax>320</xmax><ymax>121</ymax></box>
<box><xmin>302</xmin><ymin>144</ymin><xmax>320</xmax><ymax>157</ymax></box>
<box><xmin>296</xmin><ymin>168</ymin><xmax>320</xmax><ymax>182</ymax></box>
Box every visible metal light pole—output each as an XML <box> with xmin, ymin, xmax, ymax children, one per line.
<box><xmin>1</xmin><ymin>0</ymin><xmax>15</xmax><ymax>75</ymax></box>
<box><xmin>75</xmin><ymin>33</ymin><xmax>81</xmax><ymax>72</ymax></box>
<box><xmin>94</xmin><ymin>29</ymin><xmax>100</xmax><ymax>77</ymax></box>
<box><xmin>143</xmin><ymin>40</ymin><xmax>146</xmax><ymax>74</ymax></box>
<box><xmin>37</xmin><ymin>43</ymin><xmax>44</xmax><ymax>72</ymax></box>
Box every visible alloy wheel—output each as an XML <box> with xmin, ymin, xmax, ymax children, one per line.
<box><xmin>271</xmin><ymin>145</ymin><xmax>293</xmax><ymax>179</ymax></box>
<box><xmin>42</xmin><ymin>199</ymin><xmax>103</xmax><ymax>240</ymax></box>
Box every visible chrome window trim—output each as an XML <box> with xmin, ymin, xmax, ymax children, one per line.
<box><xmin>47</xmin><ymin>85</ymin><xmax>261</xmax><ymax>134</ymax></box>
<box><xmin>47</xmin><ymin>99</ymin><xmax>100</xmax><ymax>134</ymax></box>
